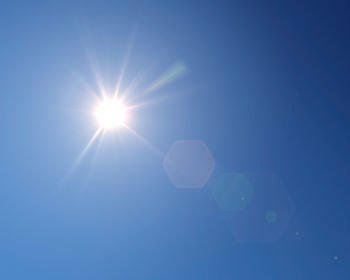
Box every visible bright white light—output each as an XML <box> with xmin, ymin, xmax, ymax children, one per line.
<box><xmin>95</xmin><ymin>98</ymin><xmax>126</xmax><ymax>129</ymax></box>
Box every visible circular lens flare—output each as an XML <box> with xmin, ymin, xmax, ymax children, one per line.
<box><xmin>95</xmin><ymin>98</ymin><xmax>126</xmax><ymax>129</ymax></box>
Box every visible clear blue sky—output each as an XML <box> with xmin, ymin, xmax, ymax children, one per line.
<box><xmin>0</xmin><ymin>0</ymin><xmax>349</xmax><ymax>279</ymax></box>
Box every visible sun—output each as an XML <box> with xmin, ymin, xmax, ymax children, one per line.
<box><xmin>63</xmin><ymin>58</ymin><xmax>188</xmax><ymax>183</ymax></box>
<box><xmin>95</xmin><ymin>98</ymin><xmax>126</xmax><ymax>129</ymax></box>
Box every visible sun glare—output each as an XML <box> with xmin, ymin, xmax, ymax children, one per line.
<box><xmin>95</xmin><ymin>98</ymin><xmax>126</xmax><ymax>129</ymax></box>
<box><xmin>63</xmin><ymin>57</ymin><xmax>187</xmax><ymax>183</ymax></box>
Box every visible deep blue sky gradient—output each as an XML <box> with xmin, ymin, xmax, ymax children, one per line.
<box><xmin>0</xmin><ymin>0</ymin><xmax>349</xmax><ymax>279</ymax></box>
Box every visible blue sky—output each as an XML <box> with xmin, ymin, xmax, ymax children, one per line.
<box><xmin>0</xmin><ymin>0</ymin><xmax>349</xmax><ymax>279</ymax></box>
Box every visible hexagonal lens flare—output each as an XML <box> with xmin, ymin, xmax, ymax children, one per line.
<box><xmin>163</xmin><ymin>140</ymin><xmax>215</xmax><ymax>188</ymax></box>
<box><xmin>212</xmin><ymin>173</ymin><xmax>295</xmax><ymax>243</ymax></box>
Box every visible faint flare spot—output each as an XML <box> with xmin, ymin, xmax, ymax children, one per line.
<box><xmin>265</xmin><ymin>210</ymin><xmax>278</xmax><ymax>223</ymax></box>
<box><xmin>212</xmin><ymin>173</ymin><xmax>254</xmax><ymax>211</ymax></box>
<box><xmin>333</xmin><ymin>256</ymin><xmax>339</xmax><ymax>261</ymax></box>
<box><xmin>163</xmin><ymin>140</ymin><xmax>215</xmax><ymax>189</ymax></box>
<box><xmin>145</xmin><ymin>62</ymin><xmax>187</xmax><ymax>94</ymax></box>
<box><xmin>213</xmin><ymin>173</ymin><xmax>296</xmax><ymax>243</ymax></box>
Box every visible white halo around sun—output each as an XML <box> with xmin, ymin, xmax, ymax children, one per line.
<box><xmin>62</xmin><ymin>57</ymin><xmax>188</xmax><ymax>185</ymax></box>
<box><xmin>95</xmin><ymin>98</ymin><xmax>127</xmax><ymax>129</ymax></box>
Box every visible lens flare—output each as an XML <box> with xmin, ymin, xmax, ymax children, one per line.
<box><xmin>62</xmin><ymin>47</ymin><xmax>188</xmax><ymax>186</ymax></box>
